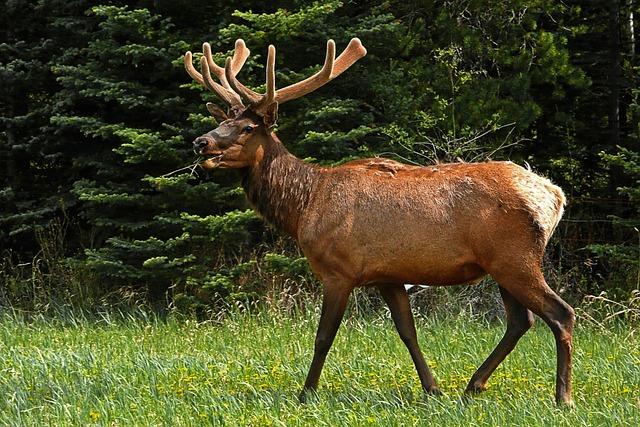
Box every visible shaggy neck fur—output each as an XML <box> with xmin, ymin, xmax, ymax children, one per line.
<box><xmin>241</xmin><ymin>133</ymin><xmax>320</xmax><ymax>238</ymax></box>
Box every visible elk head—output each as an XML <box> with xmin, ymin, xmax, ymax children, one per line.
<box><xmin>184</xmin><ymin>38</ymin><xmax>367</xmax><ymax>169</ymax></box>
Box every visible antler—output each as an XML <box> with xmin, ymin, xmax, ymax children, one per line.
<box><xmin>226</xmin><ymin>38</ymin><xmax>367</xmax><ymax>109</ymax></box>
<box><xmin>277</xmin><ymin>38</ymin><xmax>367</xmax><ymax>104</ymax></box>
<box><xmin>185</xmin><ymin>38</ymin><xmax>367</xmax><ymax>111</ymax></box>
<box><xmin>184</xmin><ymin>39</ymin><xmax>251</xmax><ymax>109</ymax></box>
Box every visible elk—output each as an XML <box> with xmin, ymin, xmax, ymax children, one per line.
<box><xmin>184</xmin><ymin>38</ymin><xmax>575</xmax><ymax>405</ymax></box>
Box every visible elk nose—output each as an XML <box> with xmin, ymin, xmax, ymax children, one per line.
<box><xmin>193</xmin><ymin>137</ymin><xmax>210</xmax><ymax>151</ymax></box>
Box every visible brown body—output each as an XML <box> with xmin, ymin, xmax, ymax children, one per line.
<box><xmin>185</xmin><ymin>38</ymin><xmax>575</xmax><ymax>405</ymax></box>
<box><xmin>301</xmin><ymin>159</ymin><xmax>561</xmax><ymax>286</ymax></box>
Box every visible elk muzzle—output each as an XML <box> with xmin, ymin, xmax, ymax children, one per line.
<box><xmin>193</xmin><ymin>136</ymin><xmax>215</xmax><ymax>154</ymax></box>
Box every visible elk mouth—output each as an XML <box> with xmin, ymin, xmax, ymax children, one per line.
<box><xmin>200</xmin><ymin>152</ymin><xmax>224</xmax><ymax>168</ymax></box>
<box><xmin>199</xmin><ymin>148</ymin><xmax>223</xmax><ymax>157</ymax></box>
<box><xmin>162</xmin><ymin>152</ymin><xmax>224</xmax><ymax>177</ymax></box>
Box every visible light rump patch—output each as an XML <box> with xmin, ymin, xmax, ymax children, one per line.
<box><xmin>511</xmin><ymin>168</ymin><xmax>567</xmax><ymax>244</ymax></box>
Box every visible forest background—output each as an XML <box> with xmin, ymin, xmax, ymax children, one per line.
<box><xmin>1</xmin><ymin>0</ymin><xmax>638</xmax><ymax>316</ymax></box>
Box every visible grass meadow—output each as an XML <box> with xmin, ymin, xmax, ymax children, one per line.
<box><xmin>0</xmin><ymin>307</ymin><xmax>638</xmax><ymax>426</ymax></box>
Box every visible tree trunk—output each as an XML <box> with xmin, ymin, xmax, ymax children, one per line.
<box><xmin>609</xmin><ymin>0</ymin><xmax>622</xmax><ymax>146</ymax></box>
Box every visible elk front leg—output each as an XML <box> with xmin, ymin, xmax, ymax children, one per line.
<box><xmin>378</xmin><ymin>284</ymin><xmax>441</xmax><ymax>395</ymax></box>
<box><xmin>299</xmin><ymin>283</ymin><xmax>352</xmax><ymax>402</ymax></box>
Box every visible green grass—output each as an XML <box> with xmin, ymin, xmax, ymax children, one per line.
<box><xmin>0</xmin><ymin>309</ymin><xmax>638</xmax><ymax>426</ymax></box>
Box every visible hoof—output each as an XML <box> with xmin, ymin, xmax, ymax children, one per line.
<box><xmin>556</xmin><ymin>397</ymin><xmax>575</xmax><ymax>408</ymax></box>
<box><xmin>298</xmin><ymin>388</ymin><xmax>317</xmax><ymax>404</ymax></box>
<box><xmin>464</xmin><ymin>383</ymin><xmax>487</xmax><ymax>394</ymax></box>
<box><xmin>426</xmin><ymin>386</ymin><xmax>443</xmax><ymax>396</ymax></box>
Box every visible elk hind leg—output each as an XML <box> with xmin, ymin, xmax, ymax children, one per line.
<box><xmin>465</xmin><ymin>286</ymin><xmax>535</xmax><ymax>393</ymax></box>
<box><xmin>490</xmin><ymin>267</ymin><xmax>575</xmax><ymax>405</ymax></box>
<box><xmin>378</xmin><ymin>284</ymin><xmax>441</xmax><ymax>395</ymax></box>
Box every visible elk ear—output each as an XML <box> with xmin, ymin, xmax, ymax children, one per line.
<box><xmin>262</xmin><ymin>101</ymin><xmax>278</xmax><ymax>128</ymax></box>
<box><xmin>206</xmin><ymin>102</ymin><xmax>228</xmax><ymax>123</ymax></box>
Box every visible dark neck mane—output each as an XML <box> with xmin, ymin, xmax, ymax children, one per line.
<box><xmin>241</xmin><ymin>134</ymin><xmax>320</xmax><ymax>238</ymax></box>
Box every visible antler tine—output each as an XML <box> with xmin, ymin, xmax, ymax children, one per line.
<box><xmin>202</xmin><ymin>43</ymin><xmax>229</xmax><ymax>89</ymax></box>
<box><xmin>264</xmin><ymin>45</ymin><xmax>276</xmax><ymax>105</ymax></box>
<box><xmin>184</xmin><ymin>51</ymin><xmax>204</xmax><ymax>85</ymax></box>
<box><xmin>203</xmin><ymin>41</ymin><xmax>251</xmax><ymax>93</ymax></box>
<box><xmin>199</xmin><ymin>56</ymin><xmax>244</xmax><ymax>107</ymax></box>
<box><xmin>231</xmin><ymin>39</ymin><xmax>251</xmax><ymax>76</ymax></box>
<box><xmin>225</xmin><ymin>57</ymin><xmax>262</xmax><ymax>104</ymax></box>
<box><xmin>273</xmin><ymin>40</ymin><xmax>336</xmax><ymax>104</ymax></box>
<box><xmin>184</xmin><ymin>43</ymin><xmax>244</xmax><ymax>108</ymax></box>
<box><xmin>330</xmin><ymin>38</ymin><xmax>367</xmax><ymax>79</ymax></box>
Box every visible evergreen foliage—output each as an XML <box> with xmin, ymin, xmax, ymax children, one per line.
<box><xmin>1</xmin><ymin>0</ymin><xmax>638</xmax><ymax>311</ymax></box>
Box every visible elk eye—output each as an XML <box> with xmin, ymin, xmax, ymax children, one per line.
<box><xmin>242</xmin><ymin>125</ymin><xmax>253</xmax><ymax>133</ymax></box>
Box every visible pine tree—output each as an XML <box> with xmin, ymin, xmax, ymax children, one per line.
<box><xmin>0</xmin><ymin>0</ymin><xmax>91</xmax><ymax>255</ymax></box>
<box><xmin>2</xmin><ymin>0</ymin><xmax>634</xmax><ymax>310</ymax></box>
